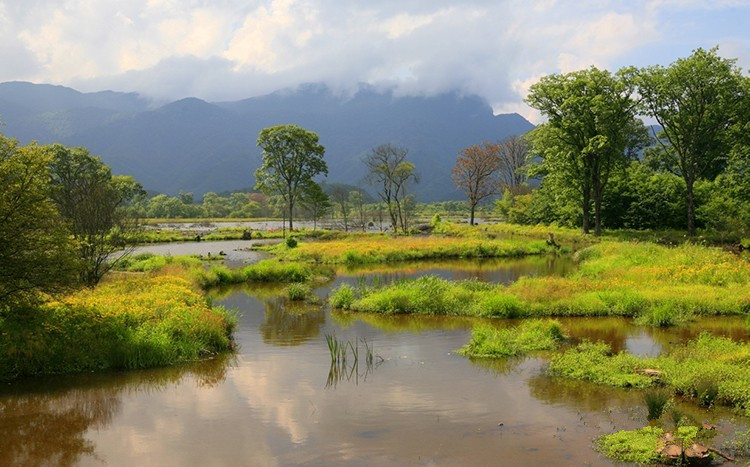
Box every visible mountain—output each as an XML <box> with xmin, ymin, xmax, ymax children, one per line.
<box><xmin>0</xmin><ymin>81</ymin><xmax>534</xmax><ymax>201</ymax></box>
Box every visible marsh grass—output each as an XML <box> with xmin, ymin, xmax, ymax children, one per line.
<box><xmin>549</xmin><ymin>333</ymin><xmax>750</xmax><ymax>415</ymax></box>
<box><xmin>458</xmin><ymin>320</ymin><xmax>565</xmax><ymax>358</ymax></box>
<box><xmin>192</xmin><ymin>260</ymin><xmax>323</xmax><ymax>287</ymax></box>
<box><xmin>286</xmin><ymin>282</ymin><xmax>311</xmax><ymax>301</ymax></box>
<box><xmin>324</xmin><ymin>334</ymin><xmax>380</xmax><ymax>388</ymax></box>
<box><xmin>337</xmin><ymin>241</ymin><xmax>750</xmax><ymax>320</ymax></box>
<box><xmin>0</xmin><ymin>276</ymin><xmax>235</xmax><ymax>381</ymax></box>
<box><xmin>643</xmin><ymin>389</ymin><xmax>671</xmax><ymax>420</ymax></box>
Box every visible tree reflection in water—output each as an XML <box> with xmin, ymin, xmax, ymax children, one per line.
<box><xmin>260</xmin><ymin>297</ymin><xmax>326</xmax><ymax>346</ymax></box>
<box><xmin>0</xmin><ymin>354</ymin><xmax>232</xmax><ymax>466</ymax></box>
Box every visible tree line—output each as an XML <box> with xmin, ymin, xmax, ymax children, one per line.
<box><xmin>496</xmin><ymin>47</ymin><xmax>749</xmax><ymax>238</ymax></box>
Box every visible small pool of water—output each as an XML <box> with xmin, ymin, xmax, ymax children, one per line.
<box><xmin>126</xmin><ymin>239</ymin><xmax>276</xmax><ymax>268</ymax></box>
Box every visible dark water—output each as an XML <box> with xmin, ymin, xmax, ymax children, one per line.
<box><xmin>2</xmin><ymin>257</ymin><xmax>748</xmax><ymax>466</ymax></box>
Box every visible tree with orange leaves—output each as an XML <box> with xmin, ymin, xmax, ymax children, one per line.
<box><xmin>451</xmin><ymin>142</ymin><xmax>502</xmax><ymax>225</ymax></box>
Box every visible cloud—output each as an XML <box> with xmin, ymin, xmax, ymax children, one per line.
<box><xmin>1</xmin><ymin>1</ymin><xmax>748</xmax><ymax>123</ymax></box>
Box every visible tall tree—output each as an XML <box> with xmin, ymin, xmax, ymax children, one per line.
<box><xmin>48</xmin><ymin>144</ymin><xmax>144</xmax><ymax>286</ymax></box>
<box><xmin>300</xmin><ymin>182</ymin><xmax>331</xmax><ymax>230</ymax></box>
<box><xmin>632</xmin><ymin>47</ymin><xmax>747</xmax><ymax>236</ymax></box>
<box><xmin>363</xmin><ymin>144</ymin><xmax>418</xmax><ymax>233</ymax></box>
<box><xmin>497</xmin><ymin>134</ymin><xmax>530</xmax><ymax>191</ymax></box>
<box><xmin>0</xmin><ymin>135</ymin><xmax>78</xmax><ymax>311</ymax></box>
<box><xmin>255</xmin><ymin>124</ymin><xmax>327</xmax><ymax>231</ymax></box>
<box><xmin>452</xmin><ymin>142</ymin><xmax>502</xmax><ymax>225</ymax></box>
<box><xmin>527</xmin><ymin>66</ymin><xmax>644</xmax><ymax>235</ymax></box>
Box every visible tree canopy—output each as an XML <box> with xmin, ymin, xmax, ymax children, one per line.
<box><xmin>255</xmin><ymin>124</ymin><xmax>327</xmax><ymax>231</ymax></box>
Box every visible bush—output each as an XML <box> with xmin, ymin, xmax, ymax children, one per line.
<box><xmin>285</xmin><ymin>236</ymin><xmax>298</xmax><ymax>248</ymax></box>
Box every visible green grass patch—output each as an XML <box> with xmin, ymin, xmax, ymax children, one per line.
<box><xmin>597</xmin><ymin>426</ymin><xmax>664</xmax><ymax>464</ymax></box>
<box><xmin>338</xmin><ymin>240</ymin><xmax>750</xmax><ymax>320</ymax></box>
<box><xmin>549</xmin><ymin>333</ymin><xmax>750</xmax><ymax>415</ymax></box>
<box><xmin>113</xmin><ymin>253</ymin><xmax>205</xmax><ymax>272</ymax></box>
<box><xmin>0</xmin><ymin>276</ymin><xmax>235</xmax><ymax>381</ymax></box>
<box><xmin>458</xmin><ymin>320</ymin><xmax>565</xmax><ymax>358</ymax></box>
<box><xmin>192</xmin><ymin>260</ymin><xmax>321</xmax><ymax>287</ymax></box>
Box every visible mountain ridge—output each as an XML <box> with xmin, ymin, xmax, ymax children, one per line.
<box><xmin>0</xmin><ymin>81</ymin><xmax>535</xmax><ymax>201</ymax></box>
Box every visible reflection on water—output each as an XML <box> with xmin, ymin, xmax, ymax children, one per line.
<box><xmin>2</xmin><ymin>256</ymin><xmax>750</xmax><ymax>465</ymax></box>
<box><xmin>260</xmin><ymin>297</ymin><xmax>326</xmax><ymax>346</ymax></box>
<box><xmin>0</xmin><ymin>357</ymin><xmax>231</xmax><ymax>466</ymax></box>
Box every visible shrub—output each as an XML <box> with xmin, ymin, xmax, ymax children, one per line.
<box><xmin>285</xmin><ymin>236</ymin><xmax>298</xmax><ymax>248</ymax></box>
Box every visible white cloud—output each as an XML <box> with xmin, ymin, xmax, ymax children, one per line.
<box><xmin>1</xmin><ymin>0</ymin><xmax>748</xmax><ymax>123</ymax></box>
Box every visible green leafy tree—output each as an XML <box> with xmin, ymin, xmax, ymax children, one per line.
<box><xmin>48</xmin><ymin>144</ymin><xmax>145</xmax><ymax>286</ymax></box>
<box><xmin>0</xmin><ymin>134</ymin><xmax>78</xmax><ymax>311</ymax></box>
<box><xmin>632</xmin><ymin>47</ymin><xmax>747</xmax><ymax>236</ymax></box>
<box><xmin>255</xmin><ymin>124</ymin><xmax>327</xmax><ymax>231</ymax></box>
<box><xmin>527</xmin><ymin>67</ymin><xmax>647</xmax><ymax>235</ymax></box>
<box><xmin>300</xmin><ymin>182</ymin><xmax>331</xmax><ymax>230</ymax></box>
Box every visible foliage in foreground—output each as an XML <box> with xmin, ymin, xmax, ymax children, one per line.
<box><xmin>549</xmin><ymin>334</ymin><xmax>750</xmax><ymax>415</ymax></box>
<box><xmin>597</xmin><ymin>426</ymin><xmax>702</xmax><ymax>464</ymax></box>
<box><xmin>0</xmin><ymin>276</ymin><xmax>235</xmax><ymax>381</ymax></box>
<box><xmin>333</xmin><ymin>240</ymin><xmax>750</xmax><ymax>321</ymax></box>
<box><xmin>458</xmin><ymin>320</ymin><xmax>565</xmax><ymax>358</ymax></box>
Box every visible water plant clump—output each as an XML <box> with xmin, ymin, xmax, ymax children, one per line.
<box><xmin>643</xmin><ymin>389</ymin><xmax>671</xmax><ymax>420</ymax></box>
<box><xmin>549</xmin><ymin>333</ymin><xmax>750</xmax><ymax>415</ymax></box>
<box><xmin>324</xmin><ymin>334</ymin><xmax>380</xmax><ymax>388</ymax></box>
<box><xmin>286</xmin><ymin>282</ymin><xmax>311</xmax><ymax>301</ymax></box>
<box><xmin>458</xmin><ymin>320</ymin><xmax>566</xmax><ymax>358</ymax></box>
<box><xmin>193</xmin><ymin>260</ymin><xmax>319</xmax><ymax>287</ymax></box>
<box><xmin>597</xmin><ymin>426</ymin><xmax>664</xmax><ymax>464</ymax></box>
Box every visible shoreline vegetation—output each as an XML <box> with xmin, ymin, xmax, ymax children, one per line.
<box><xmin>328</xmin><ymin>233</ymin><xmax>750</xmax><ymax>323</ymax></box>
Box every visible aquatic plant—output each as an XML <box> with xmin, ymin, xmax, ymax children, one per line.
<box><xmin>458</xmin><ymin>320</ymin><xmax>565</xmax><ymax>358</ymax></box>
<box><xmin>550</xmin><ymin>333</ymin><xmax>750</xmax><ymax>415</ymax></box>
<box><xmin>192</xmin><ymin>260</ymin><xmax>317</xmax><ymax>287</ymax></box>
<box><xmin>643</xmin><ymin>389</ymin><xmax>671</xmax><ymax>420</ymax></box>
<box><xmin>286</xmin><ymin>282</ymin><xmax>311</xmax><ymax>301</ymax></box>
<box><xmin>597</xmin><ymin>426</ymin><xmax>664</xmax><ymax>464</ymax></box>
<box><xmin>329</xmin><ymin>284</ymin><xmax>357</xmax><ymax>309</ymax></box>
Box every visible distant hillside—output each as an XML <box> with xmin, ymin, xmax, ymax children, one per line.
<box><xmin>0</xmin><ymin>82</ymin><xmax>534</xmax><ymax>201</ymax></box>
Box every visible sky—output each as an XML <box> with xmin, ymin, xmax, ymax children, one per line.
<box><xmin>1</xmin><ymin>0</ymin><xmax>749</xmax><ymax>122</ymax></box>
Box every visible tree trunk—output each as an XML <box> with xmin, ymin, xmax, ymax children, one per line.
<box><xmin>594</xmin><ymin>190</ymin><xmax>602</xmax><ymax>237</ymax></box>
<box><xmin>288</xmin><ymin>199</ymin><xmax>294</xmax><ymax>231</ymax></box>
<box><xmin>582</xmin><ymin>190</ymin><xmax>591</xmax><ymax>235</ymax></box>
<box><xmin>470</xmin><ymin>203</ymin><xmax>476</xmax><ymax>226</ymax></box>
<box><xmin>686</xmin><ymin>180</ymin><xmax>696</xmax><ymax>237</ymax></box>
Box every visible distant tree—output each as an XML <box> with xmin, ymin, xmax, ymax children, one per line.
<box><xmin>178</xmin><ymin>191</ymin><xmax>194</xmax><ymax>205</ymax></box>
<box><xmin>255</xmin><ymin>124</ymin><xmax>327</xmax><ymax>231</ymax></box>
<box><xmin>527</xmin><ymin>66</ymin><xmax>645</xmax><ymax>235</ymax></box>
<box><xmin>452</xmin><ymin>142</ymin><xmax>502</xmax><ymax>225</ymax></box>
<box><xmin>329</xmin><ymin>185</ymin><xmax>351</xmax><ymax>231</ymax></box>
<box><xmin>497</xmin><ymin>135</ymin><xmax>530</xmax><ymax>191</ymax></box>
<box><xmin>300</xmin><ymin>182</ymin><xmax>331</xmax><ymax>230</ymax></box>
<box><xmin>632</xmin><ymin>47</ymin><xmax>747</xmax><ymax>236</ymax></box>
<box><xmin>363</xmin><ymin>144</ymin><xmax>418</xmax><ymax>233</ymax></box>
<box><xmin>202</xmin><ymin>192</ymin><xmax>229</xmax><ymax>217</ymax></box>
<box><xmin>47</xmin><ymin>144</ymin><xmax>144</xmax><ymax>286</ymax></box>
<box><xmin>349</xmin><ymin>190</ymin><xmax>366</xmax><ymax>231</ymax></box>
<box><xmin>0</xmin><ymin>134</ymin><xmax>78</xmax><ymax>311</ymax></box>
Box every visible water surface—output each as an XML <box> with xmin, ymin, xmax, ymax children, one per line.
<box><xmin>2</xmin><ymin>257</ymin><xmax>748</xmax><ymax>465</ymax></box>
